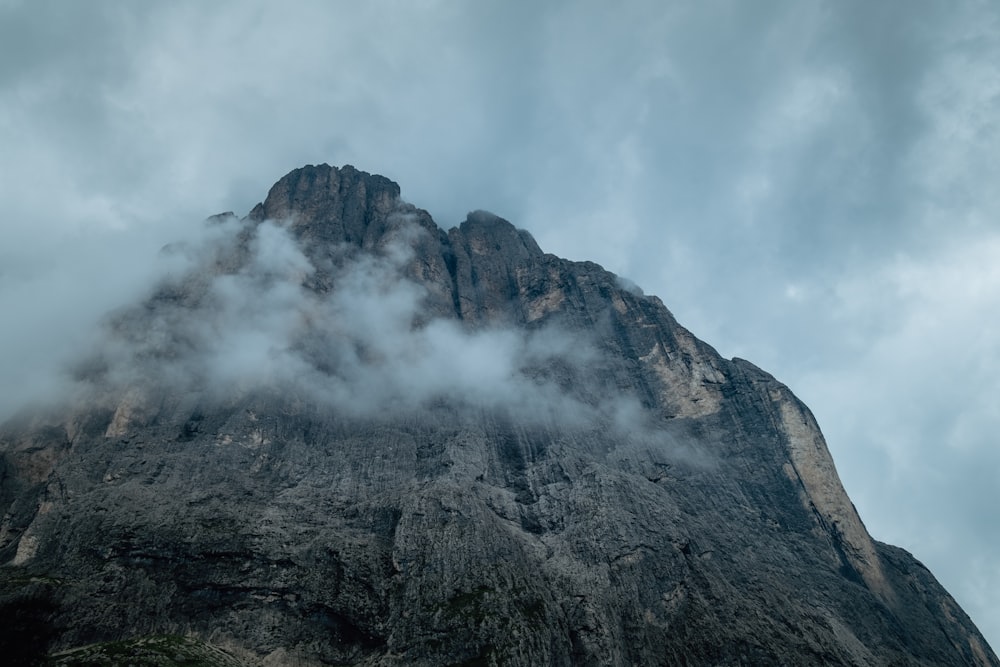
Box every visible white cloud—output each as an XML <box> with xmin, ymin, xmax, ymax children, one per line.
<box><xmin>72</xmin><ymin>217</ymin><xmax>662</xmax><ymax>444</ymax></box>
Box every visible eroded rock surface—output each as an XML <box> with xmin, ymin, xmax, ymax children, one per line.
<box><xmin>1</xmin><ymin>164</ymin><xmax>996</xmax><ymax>666</ymax></box>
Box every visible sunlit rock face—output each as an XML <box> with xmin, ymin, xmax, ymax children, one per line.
<box><xmin>1</xmin><ymin>164</ymin><xmax>997</xmax><ymax>666</ymax></box>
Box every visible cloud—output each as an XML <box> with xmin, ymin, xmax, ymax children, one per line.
<box><xmin>0</xmin><ymin>215</ymin><xmax>216</xmax><ymax>422</ymax></box>
<box><xmin>67</xmin><ymin>212</ymin><xmax>679</xmax><ymax>457</ymax></box>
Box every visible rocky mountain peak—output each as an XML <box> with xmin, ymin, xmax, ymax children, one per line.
<box><xmin>258</xmin><ymin>163</ymin><xmax>401</xmax><ymax>217</ymax></box>
<box><xmin>459</xmin><ymin>210</ymin><xmax>544</xmax><ymax>260</ymax></box>
<box><xmin>0</xmin><ymin>165</ymin><xmax>996</xmax><ymax>666</ymax></box>
<box><xmin>247</xmin><ymin>163</ymin><xmax>418</xmax><ymax>250</ymax></box>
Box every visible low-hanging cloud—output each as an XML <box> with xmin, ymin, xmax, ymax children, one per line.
<box><xmin>69</xmin><ymin>213</ymin><xmax>668</xmax><ymax>444</ymax></box>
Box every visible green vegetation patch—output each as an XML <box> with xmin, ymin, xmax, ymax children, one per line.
<box><xmin>47</xmin><ymin>635</ymin><xmax>246</xmax><ymax>667</ymax></box>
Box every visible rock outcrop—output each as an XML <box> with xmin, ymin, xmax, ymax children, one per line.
<box><xmin>1</xmin><ymin>164</ymin><xmax>996</xmax><ymax>666</ymax></box>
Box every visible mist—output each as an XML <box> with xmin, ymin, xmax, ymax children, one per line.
<box><xmin>0</xmin><ymin>215</ymin><xmax>220</xmax><ymax>423</ymax></box>
<box><xmin>25</xmin><ymin>208</ymin><xmax>681</xmax><ymax>457</ymax></box>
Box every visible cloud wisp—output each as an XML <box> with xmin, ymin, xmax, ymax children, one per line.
<box><xmin>61</xmin><ymin>213</ymin><xmax>678</xmax><ymax>455</ymax></box>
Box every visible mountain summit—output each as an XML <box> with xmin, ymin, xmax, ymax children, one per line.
<box><xmin>1</xmin><ymin>164</ymin><xmax>996</xmax><ymax>666</ymax></box>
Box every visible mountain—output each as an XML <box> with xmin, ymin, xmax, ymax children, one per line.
<box><xmin>0</xmin><ymin>164</ymin><xmax>996</xmax><ymax>666</ymax></box>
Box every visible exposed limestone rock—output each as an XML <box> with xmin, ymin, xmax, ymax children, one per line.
<box><xmin>0</xmin><ymin>164</ymin><xmax>996</xmax><ymax>666</ymax></box>
<box><xmin>773</xmin><ymin>390</ymin><xmax>890</xmax><ymax>601</ymax></box>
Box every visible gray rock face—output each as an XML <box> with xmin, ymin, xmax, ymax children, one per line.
<box><xmin>1</xmin><ymin>164</ymin><xmax>997</xmax><ymax>666</ymax></box>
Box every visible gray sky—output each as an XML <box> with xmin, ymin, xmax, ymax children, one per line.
<box><xmin>2</xmin><ymin>0</ymin><xmax>998</xmax><ymax>649</ymax></box>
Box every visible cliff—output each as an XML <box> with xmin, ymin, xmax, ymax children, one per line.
<box><xmin>1</xmin><ymin>164</ymin><xmax>995</xmax><ymax>666</ymax></box>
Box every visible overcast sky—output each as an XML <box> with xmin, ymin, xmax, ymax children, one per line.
<box><xmin>2</xmin><ymin>0</ymin><xmax>998</xmax><ymax>650</ymax></box>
